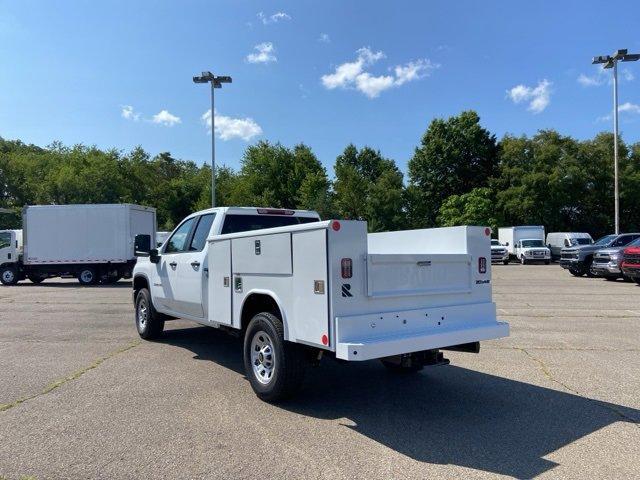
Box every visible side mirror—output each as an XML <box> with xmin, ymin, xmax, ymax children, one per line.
<box><xmin>505</xmin><ymin>242</ymin><xmax>509</xmax><ymax>246</ymax></box>
<box><xmin>134</xmin><ymin>234</ymin><xmax>151</xmax><ymax>256</ymax></box>
<box><xmin>149</xmin><ymin>248</ymin><xmax>160</xmax><ymax>264</ymax></box>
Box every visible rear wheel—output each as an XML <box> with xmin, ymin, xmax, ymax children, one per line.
<box><xmin>243</xmin><ymin>312</ymin><xmax>307</xmax><ymax>402</ymax></box>
<box><xmin>0</xmin><ymin>266</ymin><xmax>18</xmax><ymax>285</ymax></box>
<box><xmin>135</xmin><ymin>288</ymin><xmax>164</xmax><ymax>339</ymax></box>
<box><xmin>77</xmin><ymin>267</ymin><xmax>98</xmax><ymax>285</ymax></box>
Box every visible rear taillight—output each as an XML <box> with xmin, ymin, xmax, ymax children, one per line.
<box><xmin>478</xmin><ymin>257</ymin><xmax>487</xmax><ymax>274</ymax></box>
<box><xmin>341</xmin><ymin>258</ymin><xmax>352</xmax><ymax>278</ymax></box>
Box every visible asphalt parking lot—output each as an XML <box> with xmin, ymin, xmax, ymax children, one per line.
<box><xmin>0</xmin><ymin>265</ymin><xmax>639</xmax><ymax>480</ymax></box>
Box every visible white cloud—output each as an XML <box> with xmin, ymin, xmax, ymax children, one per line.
<box><xmin>598</xmin><ymin>102</ymin><xmax>640</xmax><ymax>122</ymax></box>
<box><xmin>506</xmin><ymin>79</ymin><xmax>552</xmax><ymax>113</ymax></box>
<box><xmin>246</xmin><ymin>42</ymin><xmax>277</xmax><ymax>64</ymax></box>
<box><xmin>321</xmin><ymin>47</ymin><xmax>438</xmax><ymax>98</ymax></box>
<box><xmin>577</xmin><ymin>73</ymin><xmax>604</xmax><ymax>87</ymax></box>
<box><xmin>151</xmin><ymin>110</ymin><xmax>181</xmax><ymax>127</ymax></box>
<box><xmin>577</xmin><ymin>66</ymin><xmax>634</xmax><ymax>87</ymax></box>
<box><xmin>318</xmin><ymin>33</ymin><xmax>330</xmax><ymax>43</ymax></box>
<box><xmin>257</xmin><ymin>11</ymin><xmax>291</xmax><ymax>24</ymax></box>
<box><xmin>121</xmin><ymin>105</ymin><xmax>140</xmax><ymax>121</ymax></box>
<box><xmin>622</xmin><ymin>68</ymin><xmax>635</xmax><ymax>82</ymax></box>
<box><xmin>202</xmin><ymin>109</ymin><xmax>263</xmax><ymax>141</ymax></box>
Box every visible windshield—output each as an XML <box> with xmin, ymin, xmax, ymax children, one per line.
<box><xmin>491</xmin><ymin>240</ymin><xmax>500</xmax><ymax>246</ymax></box>
<box><xmin>628</xmin><ymin>238</ymin><xmax>640</xmax><ymax>248</ymax></box>
<box><xmin>594</xmin><ymin>234</ymin><xmax>618</xmax><ymax>246</ymax></box>
<box><xmin>0</xmin><ymin>232</ymin><xmax>11</xmax><ymax>249</ymax></box>
<box><xmin>572</xmin><ymin>238</ymin><xmax>592</xmax><ymax>246</ymax></box>
<box><xmin>221</xmin><ymin>214</ymin><xmax>319</xmax><ymax>235</ymax></box>
<box><xmin>521</xmin><ymin>239</ymin><xmax>544</xmax><ymax>247</ymax></box>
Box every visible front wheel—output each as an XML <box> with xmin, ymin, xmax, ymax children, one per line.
<box><xmin>135</xmin><ymin>288</ymin><xmax>164</xmax><ymax>339</ymax></box>
<box><xmin>243</xmin><ymin>312</ymin><xmax>307</xmax><ymax>402</ymax></box>
<box><xmin>503</xmin><ymin>260</ymin><xmax>509</xmax><ymax>265</ymax></box>
<box><xmin>545</xmin><ymin>260</ymin><xmax>550</xmax><ymax>265</ymax></box>
<box><xmin>569</xmin><ymin>266</ymin><xmax>584</xmax><ymax>277</ymax></box>
<box><xmin>0</xmin><ymin>266</ymin><xmax>18</xmax><ymax>285</ymax></box>
<box><xmin>520</xmin><ymin>256</ymin><xmax>527</xmax><ymax>265</ymax></box>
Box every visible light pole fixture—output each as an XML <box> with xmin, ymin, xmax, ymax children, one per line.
<box><xmin>592</xmin><ymin>49</ymin><xmax>640</xmax><ymax>234</ymax></box>
<box><xmin>193</xmin><ymin>71</ymin><xmax>232</xmax><ymax>208</ymax></box>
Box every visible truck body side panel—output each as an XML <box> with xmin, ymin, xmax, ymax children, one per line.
<box><xmin>209</xmin><ymin>240</ymin><xmax>233</xmax><ymax>326</ymax></box>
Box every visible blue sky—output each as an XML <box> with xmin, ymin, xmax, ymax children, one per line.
<box><xmin>1</xmin><ymin>0</ymin><xmax>639</xmax><ymax>176</ymax></box>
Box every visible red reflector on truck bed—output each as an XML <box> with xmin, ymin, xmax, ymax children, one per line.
<box><xmin>256</xmin><ymin>208</ymin><xmax>295</xmax><ymax>215</ymax></box>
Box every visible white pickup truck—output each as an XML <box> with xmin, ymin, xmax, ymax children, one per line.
<box><xmin>132</xmin><ymin>207</ymin><xmax>509</xmax><ymax>401</ymax></box>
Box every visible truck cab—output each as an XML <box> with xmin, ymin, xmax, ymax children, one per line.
<box><xmin>133</xmin><ymin>207</ymin><xmax>320</xmax><ymax>321</ymax></box>
<box><xmin>513</xmin><ymin>239</ymin><xmax>551</xmax><ymax>265</ymax></box>
<box><xmin>0</xmin><ymin>230</ymin><xmax>22</xmax><ymax>285</ymax></box>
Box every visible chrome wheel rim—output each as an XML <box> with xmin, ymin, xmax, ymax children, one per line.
<box><xmin>2</xmin><ymin>270</ymin><xmax>14</xmax><ymax>283</ymax></box>
<box><xmin>137</xmin><ymin>299</ymin><xmax>148</xmax><ymax>331</ymax></box>
<box><xmin>80</xmin><ymin>270</ymin><xmax>93</xmax><ymax>283</ymax></box>
<box><xmin>251</xmin><ymin>331</ymin><xmax>276</xmax><ymax>385</ymax></box>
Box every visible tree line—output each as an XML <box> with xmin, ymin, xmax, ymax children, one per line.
<box><xmin>1</xmin><ymin>110</ymin><xmax>639</xmax><ymax>237</ymax></box>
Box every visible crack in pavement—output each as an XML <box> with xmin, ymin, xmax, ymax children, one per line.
<box><xmin>515</xmin><ymin>347</ymin><xmax>639</xmax><ymax>427</ymax></box>
<box><xmin>0</xmin><ymin>340</ymin><xmax>141</xmax><ymax>413</ymax></box>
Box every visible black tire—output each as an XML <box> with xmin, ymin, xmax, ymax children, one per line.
<box><xmin>243</xmin><ymin>312</ymin><xmax>307</xmax><ymax>402</ymax></box>
<box><xmin>27</xmin><ymin>274</ymin><xmax>46</xmax><ymax>284</ymax></box>
<box><xmin>604</xmin><ymin>277</ymin><xmax>617</xmax><ymax>282</ymax></box>
<box><xmin>503</xmin><ymin>260</ymin><xmax>509</xmax><ymax>265</ymax></box>
<box><xmin>77</xmin><ymin>267</ymin><xmax>98</xmax><ymax>285</ymax></box>
<box><xmin>569</xmin><ymin>266</ymin><xmax>585</xmax><ymax>277</ymax></box>
<box><xmin>135</xmin><ymin>288</ymin><xmax>165</xmax><ymax>339</ymax></box>
<box><xmin>545</xmin><ymin>260</ymin><xmax>550</xmax><ymax>265</ymax></box>
<box><xmin>0</xmin><ymin>265</ymin><xmax>19</xmax><ymax>285</ymax></box>
<box><xmin>520</xmin><ymin>256</ymin><xmax>527</xmax><ymax>265</ymax></box>
<box><xmin>635</xmin><ymin>279</ymin><xmax>640</xmax><ymax>285</ymax></box>
<box><xmin>380</xmin><ymin>358</ymin><xmax>422</xmax><ymax>373</ymax></box>
<box><xmin>102</xmin><ymin>275</ymin><xmax>122</xmax><ymax>285</ymax></box>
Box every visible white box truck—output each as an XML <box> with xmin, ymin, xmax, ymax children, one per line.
<box><xmin>0</xmin><ymin>204</ymin><xmax>156</xmax><ymax>285</ymax></box>
<box><xmin>498</xmin><ymin>226</ymin><xmax>550</xmax><ymax>264</ymax></box>
<box><xmin>132</xmin><ymin>207</ymin><xmax>509</xmax><ymax>401</ymax></box>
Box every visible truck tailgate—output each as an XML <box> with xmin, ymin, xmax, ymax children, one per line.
<box><xmin>366</xmin><ymin>253</ymin><xmax>471</xmax><ymax>297</ymax></box>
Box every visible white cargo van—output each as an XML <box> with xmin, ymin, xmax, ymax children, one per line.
<box><xmin>546</xmin><ymin>232</ymin><xmax>593</xmax><ymax>260</ymax></box>
<box><xmin>0</xmin><ymin>204</ymin><xmax>156</xmax><ymax>285</ymax></box>
<box><xmin>132</xmin><ymin>207</ymin><xmax>509</xmax><ymax>401</ymax></box>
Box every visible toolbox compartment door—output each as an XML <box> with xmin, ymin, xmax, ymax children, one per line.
<box><xmin>366</xmin><ymin>253</ymin><xmax>472</xmax><ymax>297</ymax></box>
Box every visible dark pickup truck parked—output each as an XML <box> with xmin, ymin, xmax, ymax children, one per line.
<box><xmin>560</xmin><ymin>233</ymin><xmax>640</xmax><ymax>277</ymax></box>
<box><xmin>621</xmin><ymin>246</ymin><xmax>640</xmax><ymax>285</ymax></box>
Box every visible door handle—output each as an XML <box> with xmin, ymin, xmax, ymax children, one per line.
<box><xmin>169</xmin><ymin>262</ymin><xmax>177</xmax><ymax>268</ymax></box>
<box><xmin>191</xmin><ymin>261</ymin><xmax>201</xmax><ymax>268</ymax></box>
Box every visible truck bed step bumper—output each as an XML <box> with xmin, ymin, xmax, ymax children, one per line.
<box><xmin>335</xmin><ymin>303</ymin><xmax>509</xmax><ymax>361</ymax></box>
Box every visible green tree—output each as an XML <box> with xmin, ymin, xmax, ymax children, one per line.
<box><xmin>437</xmin><ymin>187</ymin><xmax>498</xmax><ymax>231</ymax></box>
<box><xmin>333</xmin><ymin>144</ymin><xmax>405</xmax><ymax>231</ymax></box>
<box><xmin>408</xmin><ymin>111</ymin><xmax>498</xmax><ymax>227</ymax></box>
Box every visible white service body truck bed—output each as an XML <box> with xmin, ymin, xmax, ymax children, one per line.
<box><xmin>207</xmin><ymin>220</ymin><xmax>507</xmax><ymax>360</ymax></box>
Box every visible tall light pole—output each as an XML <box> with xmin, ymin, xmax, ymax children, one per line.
<box><xmin>193</xmin><ymin>71</ymin><xmax>232</xmax><ymax>208</ymax></box>
<box><xmin>592</xmin><ymin>49</ymin><xmax>640</xmax><ymax>234</ymax></box>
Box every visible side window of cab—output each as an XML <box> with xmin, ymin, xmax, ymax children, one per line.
<box><xmin>164</xmin><ymin>217</ymin><xmax>197</xmax><ymax>253</ymax></box>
